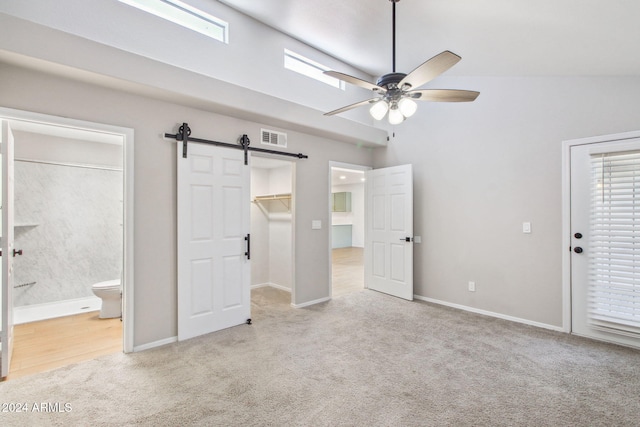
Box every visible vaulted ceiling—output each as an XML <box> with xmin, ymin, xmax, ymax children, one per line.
<box><xmin>219</xmin><ymin>0</ymin><xmax>640</xmax><ymax>78</ymax></box>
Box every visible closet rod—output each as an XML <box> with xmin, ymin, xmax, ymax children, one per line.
<box><xmin>253</xmin><ymin>193</ymin><xmax>291</xmax><ymax>201</ymax></box>
<box><xmin>165</xmin><ymin>122</ymin><xmax>309</xmax><ymax>164</ymax></box>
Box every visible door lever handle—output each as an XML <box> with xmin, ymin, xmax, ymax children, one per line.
<box><xmin>400</xmin><ymin>237</ymin><xmax>412</xmax><ymax>242</ymax></box>
<box><xmin>1</xmin><ymin>249</ymin><xmax>23</xmax><ymax>257</ymax></box>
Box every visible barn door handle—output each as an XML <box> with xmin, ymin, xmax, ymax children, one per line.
<box><xmin>245</xmin><ymin>234</ymin><xmax>251</xmax><ymax>260</ymax></box>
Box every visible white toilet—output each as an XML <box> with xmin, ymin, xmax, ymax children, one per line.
<box><xmin>92</xmin><ymin>279</ymin><xmax>122</xmax><ymax>319</ymax></box>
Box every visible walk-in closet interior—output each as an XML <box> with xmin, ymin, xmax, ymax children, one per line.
<box><xmin>250</xmin><ymin>157</ymin><xmax>294</xmax><ymax>297</ymax></box>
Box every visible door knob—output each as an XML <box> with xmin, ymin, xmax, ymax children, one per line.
<box><xmin>574</xmin><ymin>233</ymin><xmax>583</xmax><ymax>239</ymax></box>
<box><xmin>13</xmin><ymin>249</ymin><xmax>23</xmax><ymax>257</ymax></box>
<box><xmin>574</xmin><ymin>247</ymin><xmax>583</xmax><ymax>254</ymax></box>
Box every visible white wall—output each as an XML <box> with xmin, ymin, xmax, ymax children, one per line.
<box><xmin>267</xmin><ymin>165</ymin><xmax>292</xmax><ymax>290</ymax></box>
<box><xmin>331</xmin><ymin>183</ymin><xmax>365</xmax><ymax>247</ymax></box>
<box><xmin>250</xmin><ymin>167</ymin><xmax>270</xmax><ymax>287</ymax></box>
<box><xmin>0</xmin><ymin>63</ymin><xmax>373</xmax><ymax>346</ymax></box>
<box><xmin>0</xmin><ymin>0</ymin><xmax>374</xmax><ymax>125</ymax></box>
<box><xmin>374</xmin><ymin>75</ymin><xmax>640</xmax><ymax>328</ymax></box>
<box><xmin>14</xmin><ymin>132</ymin><xmax>123</xmax><ymax>169</ymax></box>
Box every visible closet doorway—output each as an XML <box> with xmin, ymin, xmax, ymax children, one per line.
<box><xmin>250</xmin><ymin>156</ymin><xmax>295</xmax><ymax>305</ymax></box>
<box><xmin>330</xmin><ymin>163</ymin><xmax>369</xmax><ymax>298</ymax></box>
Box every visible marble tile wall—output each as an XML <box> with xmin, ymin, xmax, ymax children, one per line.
<box><xmin>13</xmin><ymin>161</ymin><xmax>123</xmax><ymax>306</ymax></box>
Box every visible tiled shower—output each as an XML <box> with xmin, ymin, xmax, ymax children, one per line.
<box><xmin>13</xmin><ymin>160</ymin><xmax>122</xmax><ymax>313</ymax></box>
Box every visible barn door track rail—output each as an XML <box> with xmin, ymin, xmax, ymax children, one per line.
<box><xmin>165</xmin><ymin>122</ymin><xmax>308</xmax><ymax>165</ymax></box>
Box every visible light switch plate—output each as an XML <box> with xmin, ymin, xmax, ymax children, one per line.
<box><xmin>312</xmin><ymin>220</ymin><xmax>322</xmax><ymax>230</ymax></box>
<box><xmin>413</xmin><ymin>236</ymin><xmax>422</xmax><ymax>243</ymax></box>
<box><xmin>523</xmin><ymin>222</ymin><xmax>531</xmax><ymax>233</ymax></box>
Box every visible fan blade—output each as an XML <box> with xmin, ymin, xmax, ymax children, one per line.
<box><xmin>324</xmin><ymin>71</ymin><xmax>384</xmax><ymax>92</ymax></box>
<box><xmin>409</xmin><ymin>89</ymin><xmax>480</xmax><ymax>102</ymax></box>
<box><xmin>324</xmin><ymin>98</ymin><xmax>379</xmax><ymax>116</ymax></box>
<box><xmin>399</xmin><ymin>51</ymin><xmax>462</xmax><ymax>89</ymax></box>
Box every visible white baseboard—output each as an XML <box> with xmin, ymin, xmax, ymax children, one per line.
<box><xmin>251</xmin><ymin>283</ymin><xmax>269</xmax><ymax>289</ymax></box>
<box><xmin>14</xmin><ymin>296</ymin><xmax>102</xmax><ymax>324</ymax></box>
<box><xmin>133</xmin><ymin>336</ymin><xmax>178</xmax><ymax>352</ymax></box>
<box><xmin>251</xmin><ymin>282</ymin><xmax>291</xmax><ymax>292</ymax></box>
<box><xmin>291</xmin><ymin>296</ymin><xmax>331</xmax><ymax>309</ymax></box>
<box><xmin>414</xmin><ymin>295</ymin><xmax>564</xmax><ymax>333</ymax></box>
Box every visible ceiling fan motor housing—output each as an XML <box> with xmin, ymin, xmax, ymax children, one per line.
<box><xmin>376</xmin><ymin>72</ymin><xmax>407</xmax><ymax>89</ymax></box>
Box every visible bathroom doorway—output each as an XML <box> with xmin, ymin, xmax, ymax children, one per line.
<box><xmin>329</xmin><ymin>162</ymin><xmax>368</xmax><ymax>298</ymax></box>
<box><xmin>0</xmin><ymin>108</ymin><xmax>134</xmax><ymax>380</ymax></box>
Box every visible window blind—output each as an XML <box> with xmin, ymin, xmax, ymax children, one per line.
<box><xmin>589</xmin><ymin>150</ymin><xmax>640</xmax><ymax>336</ymax></box>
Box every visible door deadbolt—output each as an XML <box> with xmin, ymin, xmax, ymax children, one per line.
<box><xmin>574</xmin><ymin>247</ymin><xmax>583</xmax><ymax>254</ymax></box>
<box><xmin>574</xmin><ymin>232</ymin><xmax>583</xmax><ymax>239</ymax></box>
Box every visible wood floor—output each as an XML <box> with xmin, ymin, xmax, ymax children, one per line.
<box><xmin>6</xmin><ymin>311</ymin><xmax>122</xmax><ymax>381</ymax></box>
<box><xmin>332</xmin><ymin>246</ymin><xmax>364</xmax><ymax>297</ymax></box>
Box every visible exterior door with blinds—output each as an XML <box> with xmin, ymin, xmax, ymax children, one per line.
<box><xmin>570</xmin><ymin>136</ymin><xmax>640</xmax><ymax>348</ymax></box>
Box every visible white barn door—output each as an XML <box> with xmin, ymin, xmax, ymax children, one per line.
<box><xmin>177</xmin><ymin>143</ymin><xmax>250</xmax><ymax>341</ymax></box>
<box><xmin>365</xmin><ymin>164</ymin><xmax>413</xmax><ymax>300</ymax></box>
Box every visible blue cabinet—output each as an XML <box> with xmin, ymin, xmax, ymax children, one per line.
<box><xmin>332</xmin><ymin>224</ymin><xmax>352</xmax><ymax>248</ymax></box>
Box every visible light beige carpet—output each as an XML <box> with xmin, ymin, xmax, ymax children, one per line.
<box><xmin>1</xmin><ymin>286</ymin><xmax>640</xmax><ymax>426</ymax></box>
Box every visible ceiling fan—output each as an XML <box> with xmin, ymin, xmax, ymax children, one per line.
<box><xmin>323</xmin><ymin>0</ymin><xmax>479</xmax><ymax>124</ymax></box>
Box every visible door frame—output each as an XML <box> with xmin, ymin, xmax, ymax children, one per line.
<box><xmin>328</xmin><ymin>161</ymin><xmax>371</xmax><ymax>299</ymax></box>
<box><xmin>561</xmin><ymin>130</ymin><xmax>640</xmax><ymax>335</ymax></box>
<box><xmin>0</xmin><ymin>107</ymin><xmax>135</xmax><ymax>353</ymax></box>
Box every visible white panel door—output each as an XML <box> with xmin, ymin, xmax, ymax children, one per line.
<box><xmin>177</xmin><ymin>143</ymin><xmax>250</xmax><ymax>341</ymax></box>
<box><xmin>1</xmin><ymin>120</ymin><xmax>16</xmax><ymax>378</ymax></box>
<box><xmin>570</xmin><ymin>138</ymin><xmax>640</xmax><ymax>348</ymax></box>
<box><xmin>365</xmin><ymin>164</ymin><xmax>413</xmax><ymax>300</ymax></box>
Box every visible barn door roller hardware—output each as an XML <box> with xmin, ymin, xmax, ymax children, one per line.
<box><xmin>165</xmin><ymin>122</ymin><xmax>309</xmax><ymax>165</ymax></box>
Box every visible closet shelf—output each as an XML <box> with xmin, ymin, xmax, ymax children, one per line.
<box><xmin>253</xmin><ymin>193</ymin><xmax>291</xmax><ymax>202</ymax></box>
<box><xmin>253</xmin><ymin>193</ymin><xmax>291</xmax><ymax>210</ymax></box>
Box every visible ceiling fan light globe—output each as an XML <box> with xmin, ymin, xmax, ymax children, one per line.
<box><xmin>388</xmin><ymin>108</ymin><xmax>404</xmax><ymax>125</ymax></box>
<box><xmin>398</xmin><ymin>97</ymin><xmax>418</xmax><ymax>118</ymax></box>
<box><xmin>369</xmin><ymin>100</ymin><xmax>389</xmax><ymax>121</ymax></box>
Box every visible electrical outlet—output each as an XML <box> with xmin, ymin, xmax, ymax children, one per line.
<box><xmin>468</xmin><ymin>281</ymin><xmax>476</xmax><ymax>292</ymax></box>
